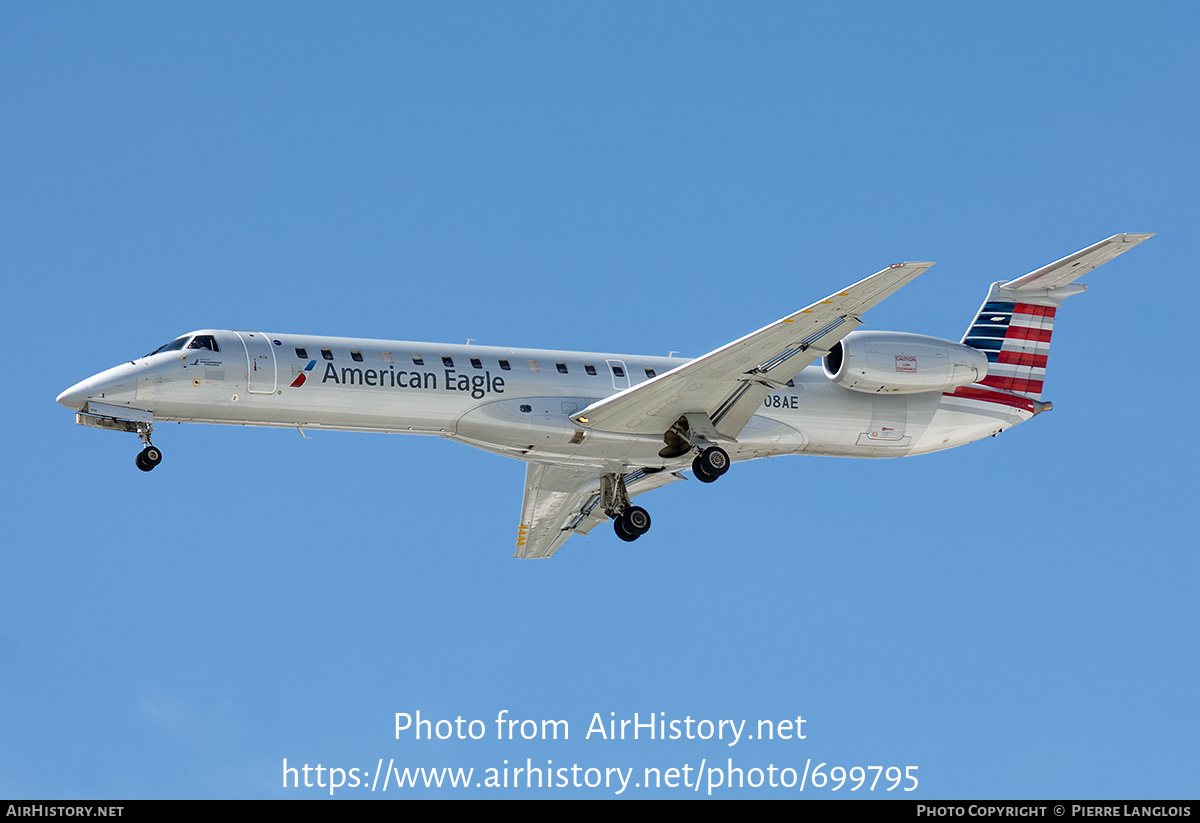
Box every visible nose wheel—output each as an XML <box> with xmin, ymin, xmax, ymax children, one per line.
<box><xmin>133</xmin><ymin>422</ymin><xmax>162</xmax><ymax>471</ymax></box>
<box><xmin>135</xmin><ymin>445</ymin><xmax>163</xmax><ymax>472</ymax></box>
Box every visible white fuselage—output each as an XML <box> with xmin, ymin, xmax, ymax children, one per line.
<box><xmin>54</xmin><ymin>235</ymin><xmax>1149</xmax><ymax>557</ymax></box>
<box><xmin>58</xmin><ymin>328</ymin><xmax>1028</xmax><ymax>474</ymax></box>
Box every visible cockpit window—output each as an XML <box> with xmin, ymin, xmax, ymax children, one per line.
<box><xmin>187</xmin><ymin>335</ymin><xmax>219</xmax><ymax>352</ymax></box>
<box><xmin>145</xmin><ymin>336</ymin><xmax>190</xmax><ymax>357</ymax></box>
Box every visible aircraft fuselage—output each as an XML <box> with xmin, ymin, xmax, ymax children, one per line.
<box><xmin>57</xmin><ymin>329</ymin><xmax>1022</xmax><ymax>475</ymax></box>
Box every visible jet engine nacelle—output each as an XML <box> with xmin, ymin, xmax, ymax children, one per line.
<box><xmin>823</xmin><ymin>331</ymin><xmax>987</xmax><ymax>394</ymax></box>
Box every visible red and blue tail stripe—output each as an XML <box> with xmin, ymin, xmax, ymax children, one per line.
<box><xmin>949</xmin><ymin>286</ymin><xmax>1060</xmax><ymax>411</ymax></box>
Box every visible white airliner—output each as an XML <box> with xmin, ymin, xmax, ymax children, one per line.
<box><xmin>57</xmin><ymin>234</ymin><xmax>1151</xmax><ymax>558</ymax></box>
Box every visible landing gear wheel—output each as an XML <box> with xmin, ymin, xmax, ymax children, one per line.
<box><xmin>614</xmin><ymin>506</ymin><xmax>651</xmax><ymax>542</ymax></box>
<box><xmin>692</xmin><ymin>446</ymin><xmax>729</xmax><ymax>483</ymax></box>
<box><xmin>136</xmin><ymin>446</ymin><xmax>162</xmax><ymax>472</ymax></box>
<box><xmin>621</xmin><ymin>506</ymin><xmax>651</xmax><ymax>536</ymax></box>
<box><xmin>614</xmin><ymin>516</ymin><xmax>639</xmax><ymax>542</ymax></box>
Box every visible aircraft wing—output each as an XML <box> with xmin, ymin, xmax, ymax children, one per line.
<box><xmin>570</xmin><ymin>262</ymin><xmax>933</xmax><ymax>440</ymax></box>
<box><xmin>1002</xmin><ymin>233</ymin><xmax>1153</xmax><ymax>291</ymax></box>
<box><xmin>514</xmin><ymin>464</ymin><xmax>684</xmax><ymax>559</ymax></box>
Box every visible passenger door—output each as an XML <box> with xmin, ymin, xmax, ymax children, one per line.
<box><xmin>234</xmin><ymin>331</ymin><xmax>277</xmax><ymax>394</ymax></box>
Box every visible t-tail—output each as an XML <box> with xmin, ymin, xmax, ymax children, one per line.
<box><xmin>953</xmin><ymin>233</ymin><xmax>1153</xmax><ymax>413</ymax></box>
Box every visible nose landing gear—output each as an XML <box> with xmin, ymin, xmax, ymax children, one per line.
<box><xmin>135</xmin><ymin>446</ymin><xmax>162</xmax><ymax>472</ymax></box>
<box><xmin>134</xmin><ymin>423</ymin><xmax>162</xmax><ymax>472</ymax></box>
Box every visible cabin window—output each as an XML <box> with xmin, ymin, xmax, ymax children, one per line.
<box><xmin>585</xmin><ymin>364</ymin><xmax>597</xmax><ymax>375</ymax></box>
<box><xmin>498</xmin><ymin>359</ymin><xmax>511</xmax><ymax>370</ymax></box>
<box><xmin>527</xmin><ymin>360</ymin><xmax>540</xmax><ymax>372</ymax></box>
<box><xmin>350</xmin><ymin>350</ymin><xmax>364</xmax><ymax>362</ymax></box>
<box><xmin>187</xmin><ymin>335</ymin><xmax>220</xmax><ymax>352</ymax></box>
<box><xmin>442</xmin><ymin>356</ymin><xmax>454</xmax><ymax>368</ymax></box>
<box><xmin>412</xmin><ymin>354</ymin><xmax>424</xmax><ymax>366</ymax></box>
<box><xmin>611</xmin><ymin>364</ymin><xmax>625</xmax><ymax>378</ymax></box>
<box><xmin>295</xmin><ymin>347</ymin><xmax>308</xmax><ymax>359</ymax></box>
<box><xmin>556</xmin><ymin>362</ymin><xmax>568</xmax><ymax>374</ymax></box>
<box><xmin>644</xmin><ymin>367</ymin><xmax>656</xmax><ymax>378</ymax></box>
<box><xmin>321</xmin><ymin>349</ymin><xmax>334</xmax><ymax>360</ymax></box>
<box><xmin>470</xmin><ymin>357</ymin><xmax>483</xmax><ymax>369</ymax></box>
<box><xmin>786</xmin><ymin>378</ymin><xmax>795</xmax><ymax>387</ymax></box>
<box><xmin>381</xmin><ymin>351</ymin><xmax>394</xmax><ymax>363</ymax></box>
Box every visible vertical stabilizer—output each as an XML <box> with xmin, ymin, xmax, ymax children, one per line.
<box><xmin>961</xmin><ymin>288</ymin><xmax>1058</xmax><ymax>401</ymax></box>
<box><xmin>957</xmin><ymin>233</ymin><xmax>1152</xmax><ymax>406</ymax></box>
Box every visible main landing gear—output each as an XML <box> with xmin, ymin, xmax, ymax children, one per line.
<box><xmin>613</xmin><ymin>506</ymin><xmax>651</xmax><ymax>542</ymax></box>
<box><xmin>602</xmin><ymin>474</ymin><xmax>652</xmax><ymax>543</ymax></box>
<box><xmin>602</xmin><ymin>438</ymin><xmax>731</xmax><ymax>545</ymax></box>
<box><xmin>134</xmin><ymin>423</ymin><xmax>163</xmax><ymax>472</ymax></box>
<box><xmin>662</xmin><ymin>415</ymin><xmax>731</xmax><ymax>484</ymax></box>
<box><xmin>692</xmin><ymin>446</ymin><xmax>729</xmax><ymax>484</ymax></box>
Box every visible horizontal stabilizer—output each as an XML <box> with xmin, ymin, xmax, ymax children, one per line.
<box><xmin>1002</xmin><ymin>233</ymin><xmax>1153</xmax><ymax>292</ymax></box>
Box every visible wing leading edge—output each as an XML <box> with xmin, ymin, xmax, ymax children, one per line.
<box><xmin>570</xmin><ymin>261</ymin><xmax>934</xmax><ymax>441</ymax></box>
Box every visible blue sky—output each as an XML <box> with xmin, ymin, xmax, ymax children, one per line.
<box><xmin>3</xmin><ymin>2</ymin><xmax>1197</xmax><ymax>798</ymax></box>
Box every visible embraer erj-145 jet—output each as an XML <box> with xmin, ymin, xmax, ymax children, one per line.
<box><xmin>58</xmin><ymin>234</ymin><xmax>1151</xmax><ymax>558</ymax></box>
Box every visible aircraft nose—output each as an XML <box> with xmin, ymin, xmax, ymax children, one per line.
<box><xmin>56</xmin><ymin>378</ymin><xmax>92</xmax><ymax>411</ymax></box>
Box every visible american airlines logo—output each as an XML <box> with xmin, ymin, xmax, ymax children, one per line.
<box><xmin>289</xmin><ymin>360</ymin><xmax>317</xmax><ymax>387</ymax></box>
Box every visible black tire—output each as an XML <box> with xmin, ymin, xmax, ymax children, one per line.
<box><xmin>135</xmin><ymin>452</ymin><xmax>153</xmax><ymax>472</ymax></box>
<box><xmin>699</xmin><ymin>446</ymin><xmax>729</xmax><ymax>477</ymax></box>
<box><xmin>614</xmin><ymin>516</ymin><xmax>639</xmax><ymax>542</ymax></box>
<box><xmin>142</xmin><ymin>446</ymin><xmax>162</xmax><ymax>467</ymax></box>
<box><xmin>621</xmin><ymin>506</ymin><xmax>651</xmax><ymax>537</ymax></box>
<box><xmin>692</xmin><ymin>453</ymin><xmax>718</xmax><ymax>483</ymax></box>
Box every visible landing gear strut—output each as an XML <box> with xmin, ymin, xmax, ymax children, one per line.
<box><xmin>134</xmin><ymin>423</ymin><xmax>162</xmax><ymax>472</ymax></box>
<box><xmin>664</xmin><ymin>415</ymin><xmax>731</xmax><ymax>484</ymax></box>
<box><xmin>602</xmin><ymin>473</ymin><xmax>652</xmax><ymax>542</ymax></box>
